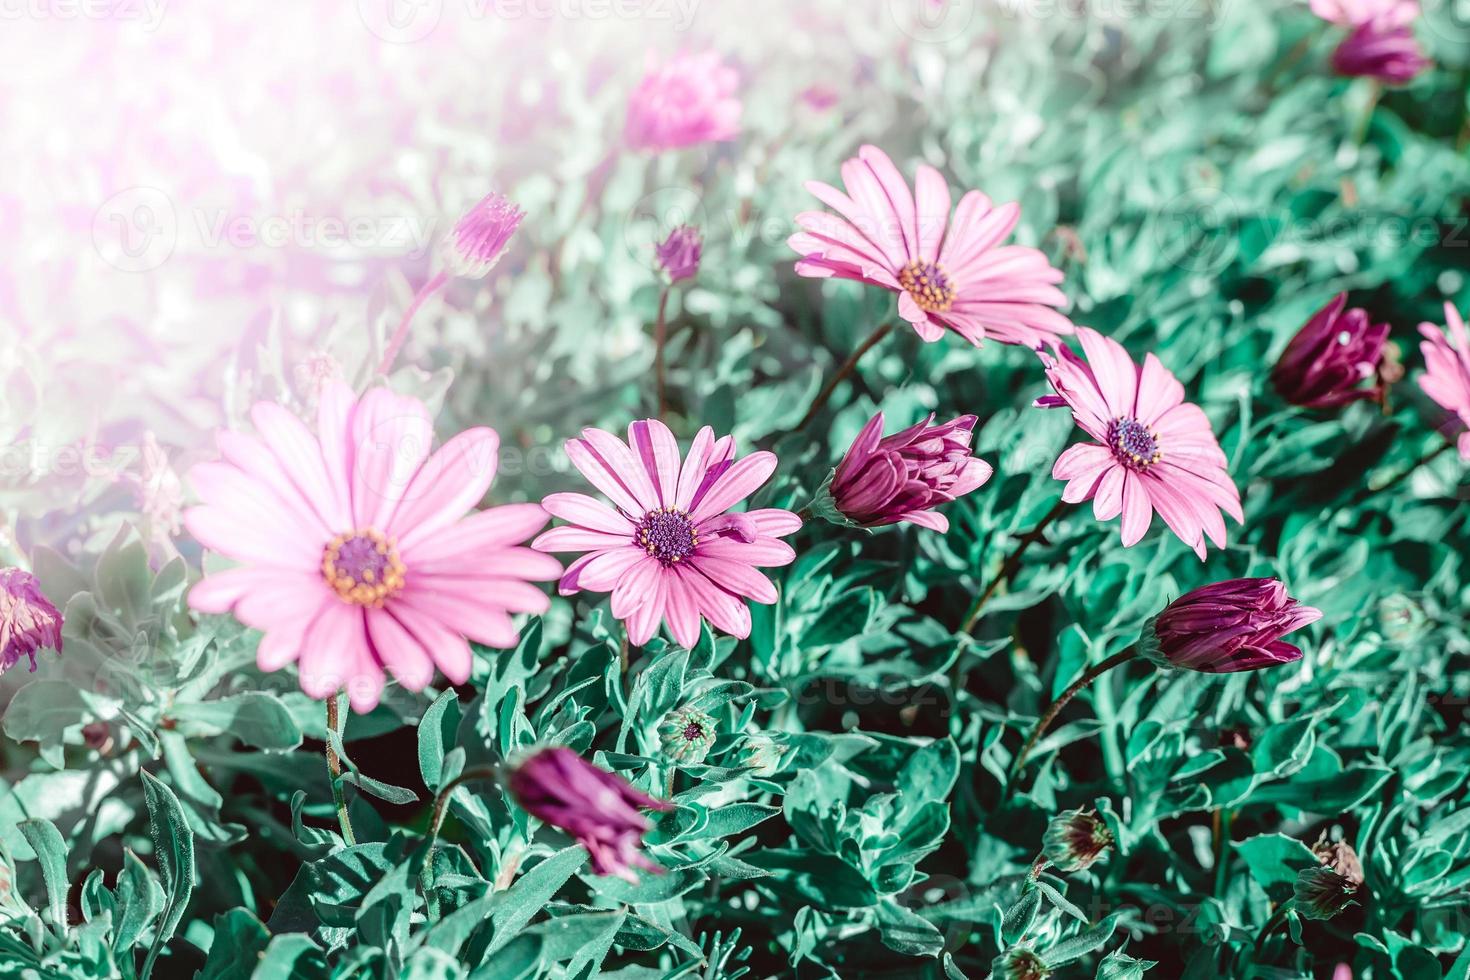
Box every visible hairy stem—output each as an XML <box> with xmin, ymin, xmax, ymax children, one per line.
<box><xmin>959</xmin><ymin>498</ymin><xmax>1068</xmax><ymax>635</ymax></box>
<box><xmin>379</xmin><ymin>269</ymin><xmax>450</xmax><ymax>375</ymax></box>
<box><xmin>654</xmin><ymin>285</ymin><xmax>672</xmax><ymax>418</ymax></box>
<box><xmin>325</xmin><ymin>695</ymin><xmax>356</xmax><ymax>846</ymax></box>
<box><xmin>1007</xmin><ymin>647</ymin><xmax>1138</xmax><ymax>783</ymax></box>
<box><xmin>795</xmin><ymin>321</ymin><xmax>895</xmax><ymax>431</ymax></box>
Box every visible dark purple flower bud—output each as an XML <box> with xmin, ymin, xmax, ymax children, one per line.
<box><xmin>0</xmin><ymin>567</ymin><xmax>63</xmax><ymax>676</ymax></box>
<box><xmin>822</xmin><ymin>412</ymin><xmax>993</xmax><ymax>532</ymax></box>
<box><xmin>1043</xmin><ymin>807</ymin><xmax>1114</xmax><ymax>873</ymax></box>
<box><xmin>655</xmin><ymin>225</ymin><xmax>702</xmax><ymax>283</ymax></box>
<box><xmin>992</xmin><ymin>946</ymin><xmax>1051</xmax><ymax>980</ymax></box>
<box><xmin>441</xmin><ymin>192</ymin><xmax>525</xmax><ymax>279</ymax></box>
<box><xmin>1270</xmin><ymin>294</ymin><xmax>1390</xmax><ymax>408</ymax></box>
<box><xmin>1295</xmin><ymin>866</ymin><xmax>1359</xmax><ymax>919</ymax></box>
<box><xmin>1141</xmin><ymin>578</ymin><xmax>1322</xmax><ymax>674</ymax></box>
<box><xmin>1332</xmin><ymin>24</ymin><xmax>1430</xmax><ymax>84</ymax></box>
<box><xmin>1312</xmin><ymin>833</ymin><xmax>1365</xmax><ymax>886</ymax></box>
<box><xmin>506</xmin><ymin>747</ymin><xmax>671</xmax><ymax>882</ymax></box>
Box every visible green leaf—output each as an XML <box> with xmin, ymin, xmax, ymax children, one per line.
<box><xmin>197</xmin><ymin>908</ymin><xmax>270</xmax><ymax>980</ymax></box>
<box><xmin>172</xmin><ymin>693</ymin><xmax>303</xmax><ymax>751</ymax></box>
<box><xmin>113</xmin><ymin>850</ymin><xmax>164</xmax><ymax>954</ymax></box>
<box><xmin>2</xmin><ymin>681</ymin><xmax>91</xmax><ymax>769</ymax></box>
<box><xmin>139</xmin><ymin>770</ymin><xmax>196</xmax><ymax>980</ymax></box>
<box><xmin>1236</xmin><ymin>833</ymin><xmax>1317</xmax><ymax>891</ymax></box>
<box><xmin>17</xmin><ymin>819</ymin><xmax>69</xmax><ymax>928</ymax></box>
<box><xmin>418</xmin><ymin>689</ymin><xmax>462</xmax><ymax>792</ymax></box>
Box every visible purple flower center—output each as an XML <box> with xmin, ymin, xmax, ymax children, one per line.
<box><xmin>636</xmin><ymin>508</ymin><xmax>698</xmax><ymax>565</ymax></box>
<box><xmin>898</xmin><ymin>259</ymin><xmax>956</xmax><ymax>314</ymax></box>
<box><xmin>322</xmin><ymin>529</ymin><xmax>406</xmax><ymax>607</ymax></box>
<box><xmin>682</xmin><ymin>721</ymin><xmax>706</xmax><ymax>742</ymax></box>
<box><xmin>1108</xmin><ymin>416</ymin><xmax>1162</xmax><ymax>469</ymax></box>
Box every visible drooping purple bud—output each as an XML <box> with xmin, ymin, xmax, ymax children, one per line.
<box><xmin>655</xmin><ymin>225</ymin><xmax>702</xmax><ymax>283</ymax></box>
<box><xmin>1270</xmin><ymin>294</ymin><xmax>1390</xmax><ymax>409</ymax></box>
<box><xmin>441</xmin><ymin>192</ymin><xmax>525</xmax><ymax>279</ymax></box>
<box><xmin>506</xmin><ymin>747</ymin><xmax>671</xmax><ymax>883</ymax></box>
<box><xmin>1295</xmin><ymin>865</ymin><xmax>1359</xmax><ymax>920</ymax></box>
<box><xmin>1331</xmin><ymin>23</ymin><xmax>1430</xmax><ymax>84</ymax></box>
<box><xmin>821</xmin><ymin>412</ymin><xmax>993</xmax><ymax>532</ymax></box>
<box><xmin>1042</xmin><ymin>807</ymin><xmax>1114</xmax><ymax>873</ymax></box>
<box><xmin>0</xmin><ymin>567</ymin><xmax>63</xmax><ymax>676</ymax></box>
<box><xmin>1141</xmin><ymin>578</ymin><xmax>1322</xmax><ymax>674</ymax></box>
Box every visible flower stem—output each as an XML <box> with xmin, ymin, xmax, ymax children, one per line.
<box><xmin>420</xmin><ymin>764</ymin><xmax>502</xmax><ymax>915</ymax></box>
<box><xmin>654</xmin><ymin>285</ymin><xmax>672</xmax><ymax>418</ymax></box>
<box><xmin>959</xmin><ymin>498</ymin><xmax>1068</xmax><ymax>635</ymax></box>
<box><xmin>1253</xmin><ymin>901</ymin><xmax>1292</xmax><ymax>953</ymax></box>
<box><xmin>1365</xmin><ymin>440</ymin><xmax>1454</xmax><ymax>497</ymax></box>
<box><xmin>795</xmin><ymin>321</ymin><xmax>895</xmax><ymax>431</ymax></box>
<box><xmin>325</xmin><ymin>695</ymin><xmax>356</xmax><ymax>846</ymax></box>
<box><xmin>379</xmin><ymin>269</ymin><xmax>450</xmax><ymax>375</ymax></box>
<box><xmin>1007</xmin><ymin>647</ymin><xmax>1138</xmax><ymax>783</ymax></box>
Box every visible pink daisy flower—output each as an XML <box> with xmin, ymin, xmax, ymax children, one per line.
<box><xmin>532</xmin><ymin>419</ymin><xmax>799</xmax><ymax>649</ymax></box>
<box><xmin>789</xmin><ymin>144</ymin><xmax>1073</xmax><ymax>348</ymax></box>
<box><xmin>1417</xmin><ymin>302</ymin><xmax>1470</xmax><ymax>461</ymax></box>
<box><xmin>185</xmin><ymin>383</ymin><xmax>561</xmax><ymax>713</ymax></box>
<box><xmin>1037</xmin><ymin>328</ymin><xmax>1243</xmax><ymax>559</ymax></box>
<box><xmin>624</xmin><ymin>51</ymin><xmax>742</xmax><ymax>153</ymax></box>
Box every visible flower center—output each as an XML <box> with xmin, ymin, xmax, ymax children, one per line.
<box><xmin>322</xmin><ymin>529</ymin><xmax>406</xmax><ymax>607</ymax></box>
<box><xmin>1108</xmin><ymin>416</ymin><xmax>1162</xmax><ymax>469</ymax></box>
<box><xmin>682</xmin><ymin>721</ymin><xmax>706</xmax><ymax>742</ymax></box>
<box><xmin>898</xmin><ymin>259</ymin><xmax>956</xmax><ymax>314</ymax></box>
<box><xmin>636</xmin><ymin>507</ymin><xmax>698</xmax><ymax>565</ymax></box>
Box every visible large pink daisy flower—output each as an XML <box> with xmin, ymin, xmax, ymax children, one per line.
<box><xmin>789</xmin><ymin>144</ymin><xmax>1073</xmax><ymax>348</ymax></box>
<box><xmin>186</xmin><ymin>383</ymin><xmax>561</xmax><ymax>713</ymax></box>
<box><xmin>532</xmin><ymin>420</ymin><xmax>799</xmax><ymax>649</ymax></box>
<box><xmin>1418</xmin><ymin>302</ymin><xmax>1470</xmax><ymax>461</ymax></box>
<box><xmin>1037</xmin><ymin>328</ymin><xmax>1243</xmax><ymax>559</ymax></box>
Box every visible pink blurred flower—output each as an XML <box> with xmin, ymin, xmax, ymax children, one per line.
<box><xmin>825</xmin><ymin>412</ymin><xmax>992</xmax><ymax>531</ymax></box>
<box><xmin>1270</xmin><ymin>293</ymin><xmax>1389</xmax><ymax>408</ymax></box>
<box><xmin>1037</xmin><ymin>328</ymin><xmax>1243</xmax><ymax>559</ymax></box>
<box><xmin>625</xmin><ymin>51</ymin><xmax>741</xmax><ymax>153</ymax></box>
<box><xmin>1311</xmin><ymin>0</ymin><xmax>1418</xmax><ymax>29</ymax></box>
<box><xmin>507</xmin><ymin>747</ymin><xmax>670</xmax><ymax>882</ymax></box>
<box><xmin>532</xmin><ymin>419</ymin><xmax>799</xmax><ymax>649</ymax></box>
<box><xmin>1143</xmin><ymin>578</ymin><xmax>1322</xmax><ymax>673</ymax></box>
<box><xmin>1332</xmin><ymin>23</ymin><xmax>1430</xmax><ymax>83</ymax></box>
<box><xmin>1417</xmin><ymin>303</ymin><xmax>1470</xmax><ymax>460</ymax></box>
<box><xmin>441</xmin><ymin>192</ymin><xmax>525</xmax><ymax>280</ymax></box>
<box><xmin>655</xmin><ymin>225</ymin><xmax>702</xmax><ymax>283</ymax></box>
<box><xmin>791</xmin><ymin>145</ymin><xmax>1073</xmax><ymax>348</ymax></box>
<box><xmin>0</xmin><ymin>567</ymin><xmax>63</xmax><ymax>675</ymax></box>
<box><xmin>185</xmin><ymin>383</ymin><xmax>561</xmax><ymax>713</ymax></box>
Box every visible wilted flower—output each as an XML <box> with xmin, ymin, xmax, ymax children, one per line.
<box><xmin>1295</xmin><ymin>866</ymin><xmax>1359</xmax><ymax>920</ymax></box>
<box><xmin>1141</xmin><ymin>578</ymin><xmax>1323</xmax><ymax>674</ymax></box>
<box><xmin>1417</xmin><ymin>303</ymin><xmax>1470</xmax><ymax>461</ymax></box>
<box><xmin>1313</xmin><ymin>833</ymin><xmax>1366</xmax><ymax>886</ymax></box>
<box><xmin>507</xmin><ymin>747</ymin><xmax>671</xmax><ymax>882</ymax></box>
<box><xmin>533</xmin><ymin>419</ymin><xmax>799</xmax><ymax>649</ymax></box>
<box><xmin>992</xmin><ymin>946</ymin><xmax>1051</xmax><ymax>980</ymax></box>
<box><xmin>791</xmin><ymin>145</ymin><xmax>1073</xmax><ymax>348</ymax></box>
<box><xmin>441</xmin><ymin>192</ymin><xmax>525</xmax><ymax>279</ymax></box>
<box><xmin>1038</xmin><ymin>328</ymin><xmax>1243</xmax><ymax>559</ymax></box>
<box><xmin>1332</xmin><ymin>23</ymin><xmax>1431</xmax><ymax>83</ymax></box>
<box><xmin>655</xmin><ymin>225</ymin><xmax>703</xmax><ymax>283</ymax></box>
<box><xmin>1043</xmin><ymin>807</ymin><xmax>1114</xmax><ymax>873</ymax></box>
<box><xmin>625</xmin><ymin>51</ymin><xmax>741</xmax><ymax>152</ymax></box>
<box><xmin>820</xmin><ymin>412</ymin><xmax>992</xmax><ymax>532</ymax></box>
<box><xmin>0</xmin><ymin>567</ymin><xmax>63</xmax><ymax>675</ymax></box>
<box><xmin>1270</xmin><ymin>294</ymin><xmax>1390</xmax><ymax>408</ymax></box>
<box><xmin>659</xmin><ymin>705</ymin><xmax>716</xmax><ymax>763</ymax></box>
<box><xmin>736</xmin><ymin>734</ymin><xmax>787</xmax><ymax>777</ymax></box>
<box><xmin>186</xmin><ymin>384</ymin><xmax>560</xmax><ymax>713</ymax></box>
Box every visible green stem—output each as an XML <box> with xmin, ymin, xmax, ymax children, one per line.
<box><xmin>1365</xmin><ymin>440</ymin><xmax>1454</xmax><ymax>498</ymax></box>
<box><xmin>1253</xmin><ymin>901</ymin><xmax>1292</xmax><ymax>953</ymax></box>
<box><xmin>1214</xmin><ymin>808</ymin><xmax>1233</xmax><ymax>898</ymax></box>
<box><xmin>654</xmin><ymin>285</ymin><xmax>672</xmax><ymax>418</ymax></box>
<box><xmin>959</xmin><ymin>498</ymin><xmax>1067</xmax><ymax>635</ymax></box>
<box><xmin>420</xmin><ymin>764</ymin><xmax>504</xmax><ymax>912</ymax></box>
<box><xmin>795</xmin><ymin>321</ymin><xmax>895</xmax><ymax>431</ymax></box>
<box><xmin>379</xmin><ymin>269</ymin><xmax>449</xmax><ymax>375</ymax></box>
<box><xmin>325</xmin><ymin>695</ymin><xmax>356</xmax><ymax>846</ymax></box>
<box><xmin>1007</xmin><ymin>647</ymin><xmax>1138</xmax><ymax>784</ymax></box>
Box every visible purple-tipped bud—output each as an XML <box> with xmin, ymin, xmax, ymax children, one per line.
<box><xmin>1141</xmin><ymin>578</ymin><xmax>1322</xmax><ymax>674</ymax></box>
<box><xmin>0</xmin><ymin>568</ymin><xmax>63</xmax><ymax>676</ymax></box>
<box><xmin>506</xmin><ymin>747</ymin><xmax>671</xmax><ymax>883</ymax></box>
<box><xmin>822</xmin><ymin>412</ymin><xmax>993</xmax><ymax>532</ymax></box>
<box><xmin>1043</xmin><ymin>808</ymin><xmax>1114</xmax><ymax>873</ymax></box>
<box><xmin>1270</xmin><ymin>294</ymin><xmax>1390</xmax><ymax>408</ymax></box>
<box><xmin>1295</xmin><ymin>865</ymin><xmax>1359</xmax><ymax>919</ymax></box>
<box><xmin>1332</xmin><ymin>24</ymin><xmax>1430</xmax><ymax>84</ymax></box>
<box><xmin>441</xmin><ymin>192</ymin><xmax>525</xmax><ymax>279</ymax></box>
<box><xmin>655</xmin><ymin>225</ymin><xmax>703</xmax><ymax>283</ymax></box>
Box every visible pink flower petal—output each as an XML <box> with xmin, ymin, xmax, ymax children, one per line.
<box><xmin>365</xmin><ymin>608</ymin><xmax>435</xmax><ymax>692</ymax></box>
<box><xmin>390</xmin><ymin>428</ymin><xmax>501</xmax><ymax>548</ymax></box>
<box><xmin>689</xmin><ymin>451</ymin><xmax>777</xmax><ymax>523</ymax></box>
